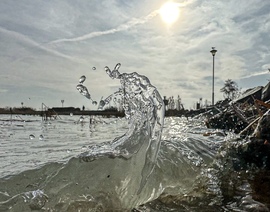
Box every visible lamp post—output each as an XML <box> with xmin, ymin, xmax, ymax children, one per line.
<box><xmin>210</xmin><ymin>47</ymin><xmax>217</xmax><ymax>106</ymax></box>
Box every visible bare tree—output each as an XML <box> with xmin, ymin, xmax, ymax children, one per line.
<box><xmin>220</xmin><ymin>79</ymin><xmax>239</xmax><ymax>100</ymax></box>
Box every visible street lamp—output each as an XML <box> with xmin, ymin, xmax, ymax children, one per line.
<box><xmin>210</xmin><ymin>47</ymin><xmax>217</xmax><ymax>106</ymax></box>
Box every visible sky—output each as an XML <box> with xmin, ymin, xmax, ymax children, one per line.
<box><xmin>0</xmin><ymin>0</ymin><xmax>270</xmax><ymax>110</ymax></box>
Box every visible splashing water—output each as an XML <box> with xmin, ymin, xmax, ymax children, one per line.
<box><xmin>76</xmin><ymin>84</ymin><xmax>91</xmax><ymax>99</ymax></box>
<box><xmin>38</xmin><ymin>63</ymin><xmax>164</xmax><ymax>210</ymax></box>
<box><xmin>101</xmin><ymin>63</ymin><xmax>165</xmax><ymax>192</ymax></box>
<box><xmin>79</xmin><ymin>116</ymin><xmax>84</xmax><ymax>123</ymax></box>
<box><xmin>77</xmin><ymin>63</ymin><xmax>165</xmax><ymax>195</ymax></box>
<box><xmin>29</xmin><ymin>134</ymin><xmax>35</xmax><ymax>140</ymax></box>
<box><xmin>79</xmin><ymin>75</ymin><xmax>86</xmax><ymax>84</ymax></box>
<box><xmin>98</xmin><ymin>99</ymin><xmax>105</xmax><ymax>109</ymax></box>
<box><xmin>23</xmin><ymin>189</ymin><xmax>48</xmax><ymax>210</ymax></box>
<box><xmin>2</xmin><ymin>64</ymin><xmax>267</xmax><ymax>211</ymax></box>
<box><xmin>77</xmin><ymin>75</ymin><xmax>98</xmax><ymax>104</ymax></box>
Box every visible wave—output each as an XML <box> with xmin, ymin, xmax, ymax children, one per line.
<box><xmin>1</xmin><ymin>64</ymin><xmax>268</xmax><ymax>211</ymax></box>
<box><xmin>0</xmin><ymin>64</ymin><xmax>167</xmax><ymax>211</ymax></box>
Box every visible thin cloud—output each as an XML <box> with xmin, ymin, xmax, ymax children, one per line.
<box><xmin>0</xmin><ymin>0</ymin><xmax>269</xmax><ymax>109</ymax></box>
<box><xmin>48</xmin><ymin>0</ymin><xmax>196</xmax><ymax>45</ymax></box>
<box><xmin>0</xmin><ymin>27</ymin><xmax>79</xmax><ymax>63</ymax></box>
<box><xmin>49</xmin><ymin>10</ymin><xmax>159</xmax><ymax>44</ymax></box>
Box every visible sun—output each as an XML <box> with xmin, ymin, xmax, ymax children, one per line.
<box><xmin>159</xmin><ymin>2</ymin><xmax>180</xmax><ymax>25</ymax></box>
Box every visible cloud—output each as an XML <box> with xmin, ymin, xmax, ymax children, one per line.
<box><xmin>1</xmin><ymin>0</ymin><xmax>270</xmax><ymax>109</ymax></box>
<box><xmin>49</xmin><ymin>10</ymin><xmax>159</xmax><ymax>44</ymax></box>
<box><xmin>0</xmin><ymin>26</ymin><xmax>80</xmax><ymax>63</ymax></box>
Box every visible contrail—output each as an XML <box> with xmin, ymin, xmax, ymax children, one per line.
<box><xmin>49</xmin><ymin>10</ymin><xmax>159</xmax><ymax>44</ymax></box>
<box><xmin>240</xmin><ymin>71</ymin><xmax>269</xmax><ymax>79</ymax></box>
<box><xmin>0</xmin><ymin>26</ymin><xmax>80</xmax><ymax>62</ymax></box>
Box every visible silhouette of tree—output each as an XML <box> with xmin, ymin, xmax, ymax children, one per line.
<box><xmin>220</xmin><ymin>79</ymin><xmax>239</xmax><ymax>100</ymax></box>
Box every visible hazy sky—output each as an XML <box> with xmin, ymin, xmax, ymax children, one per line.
<box><xmin>0</xmin><ymin>0</ymin><xmax>270</xmax><ymax>110</ymax></box>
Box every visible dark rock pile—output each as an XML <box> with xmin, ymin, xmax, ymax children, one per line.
<box><xmin>205</xmin><ymin>82</ymin><xmax>270</xmax><ymax>137</ymax></box>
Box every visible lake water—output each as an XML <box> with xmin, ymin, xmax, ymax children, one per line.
<box><xmin>1</xmin><ymin>65</ymin><xmax>269</xmax><ymax>211</ymax></box>
<box><xmin>0</xmin><ymin>114</ymin><xmax>269</xmax><ymax>211</ymax></box>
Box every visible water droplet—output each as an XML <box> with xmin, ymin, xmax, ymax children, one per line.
<box><xmin>105</xmin><ymin>66</ymin><xmax>111</xmax><ymax>76</ymax></box>
<box><xmin>79</xmin><ymin>116</ymin><xmax>84</xmax><ymax>122</ymax></box>
<box><xmin>99</xmin><ymin>100</ymin><xmax>105</xmax><ymax>108</ymax></box>
<box><xmin>29</xmin><ymin>134</ymin><xmax>35</xmax><ymax>140</ymax></box>
<box><xmin>25</xmin><ymin>189</ymin><xmax>48</xmax><ymax>210</ymax></box>
<box><xmin>92</xmin><ymin>67</ymin><xmax>96</xmax><ymax>70</ymax></box>
<box><xmin>70</xmin><ymin>113</ymin><xmax>73</xmax><ymax>116</ymax></box>
<box><xmin>105</xmin><ymin>63</ymin><xmax>121</xmax><ymax>79</ymax></box>
<box><xmin>79</xmin><ymin>75</ymin><xmax>86</xmax><ymax>84</ymax></box>
<box><xmin>76</xmin><ymin>84</ymin><xmax>91</xmax><ymax>99</ymax></box>
<box><xmin>114</xmin><ymin>63</ymin><xmax>121</xmax><ymax>71</ymax></box>
<box><xmin>39</xmin><ymin>135</ymin><xmax>44</xmax><ymax>140</ymax></box>
<box><xmin>92</xmin><ymin>101</ymin><xmax>97</xmax><ymax>105</ymax></box>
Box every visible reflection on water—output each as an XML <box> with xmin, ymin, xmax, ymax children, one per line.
<box><xmin>0</xmin><ymin>115</ymin><xmax>127</xmax><ymax>178</ymax></box>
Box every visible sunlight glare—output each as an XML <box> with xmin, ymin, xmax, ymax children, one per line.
<box><xmin>159</xmin><ymin>2</ymin><xmax>180</xmax><ymax>25</ymax></box>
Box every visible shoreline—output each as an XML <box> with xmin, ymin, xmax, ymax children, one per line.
<box><xmin>0</xmin><ymin>107</ymin><xmax>125</xmax><ymax>118</ymax></box>
<box><xmin>0</xmin><ymin>107</ymin><xmax>194</xmax><ymax>117</ymax></box>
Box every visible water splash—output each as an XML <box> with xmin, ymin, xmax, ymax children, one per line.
<box><xmin>23</xmin><ymin>189</ymin><xmax>48</xmax><ymax>210</ymax></box>
<box><xmin>79</xmin><ymin>116</ymin><xmax>84</xmax><ymax>123</ymax></box>
<box><xmin>98</xmin><ymin>99</ymin><xmax>105</xmax><ymax>110</ymax></box>
<box><xmin>77</xmin><ymin>75</ymin><xmax>98</xmax><ymax>103</ymax></box>
<box><xmin>89</xmin><ymin>63</ymin><xmax>165</xmax><ymax>193</ymax></box>
<box><xmin>79</xmin><ymin>75</ymin><xmax>86</xmax><ymax>84</ymax></box>
<box><xmin>76</xmin><ymin>84</ymin><xmax>91</xmax><ymax>99</ymax></box>
<box><xmin>29</xmin><ymin>134</ymin><xmax>35</xmax><ymax>140</ymax></box>
<box><xmin>0</xmin><ymin>64</ymin><xmax>169</xmax><ymax>210</ymax></box>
